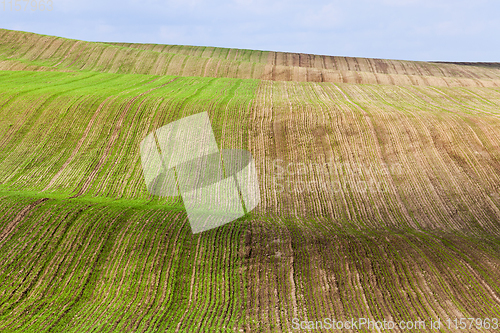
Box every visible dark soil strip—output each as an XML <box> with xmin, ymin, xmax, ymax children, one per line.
<box><xmin>0</xmin><ymin>198</ymin><xmax>49</xmax><ymax>244</ymax></box>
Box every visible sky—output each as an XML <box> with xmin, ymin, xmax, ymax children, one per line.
<box><xmin>1</xmin><ymin>0</ymin><xmax>499</xmax><ymax>62</ymax></box>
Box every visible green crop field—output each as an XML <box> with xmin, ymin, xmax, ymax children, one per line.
<box><xmin>1</xmin><ymin>28</ymin><xmax>500</xmax><ymax>332</ymax></box>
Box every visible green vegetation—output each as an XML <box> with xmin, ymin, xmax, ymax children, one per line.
<box><xmin>1</xmin><ymin>28</ymin><xmax>500</xmax><ymax>332</ymax></box>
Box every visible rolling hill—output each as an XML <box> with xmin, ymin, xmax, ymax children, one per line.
<box><xmin>1</xmin><ymin>28</ymin><xmax>500</xmax><ymax>332</ymax></box>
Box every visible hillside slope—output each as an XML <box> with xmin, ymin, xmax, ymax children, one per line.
<box><xmin>1</xmin><ymin>29</ymin><xmax>500</xmax><ymax>332</ymax></box>
<box><xmin>2</xmin><ymin>28</ymin><xmax>500</xmax><ymax>87</ymax></box>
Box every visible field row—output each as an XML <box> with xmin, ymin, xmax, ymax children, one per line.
<box><xmin>1</xmin><ymin>69</ymin><xmax>500</xmax><ymax>331</ymax></box>
<box><xmin>1</xmin><ymin>29</ymin><xmax>500</xmax><ymax>87</ymax></box>
<box><xmin>246</xmin><ymin>80</ymin><xmax>500</xmax><ymax>234</ymax></box>
<box><xmin>110</xmin><ymin>41</ymin><xmax>500</xmax><ymax>81</ymax></box>
<box><xmin>244</xmin><ymin>216</ymin><xmax>500</xmax><ymax>332</ymax></box>
<box><xmin>1</xmin><ymin>194</ymin><xmax>500</xmax><ymax>332</ymax></box>
<box><xmin>1</xmin><ymin>71</ymin><xmax>500</xmax><ymax>235</ymax></box>
<box><xmin>0</xmin><ymin>194</ymin><xmax>248</xmax><ymax>332</ymax></box>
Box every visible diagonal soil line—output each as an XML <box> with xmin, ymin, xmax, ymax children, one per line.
<box><xmin>43</xmin><ymin>96</ymin><xmax>117</xmax><ymax>191</ymax></box>
<box><xmin>65</xmin><ymin>43</ymin><xmax>90</xmax><ymax>68</ymax></box>
<box><xmin>174</xmin><ymin>236</ymin><xmax>202</xmax><ymax>333</ymax></box>
<box><xmin>69</xmin><ymin>77</ymin><xmax>180</xmax><ymax>198</ymax></box>
<box><xmin>331</xmin><ymin>84</ymin><xmax>417</xmax><ymax>229</ymax></box>
<box><xmin>52</xmin><ymin>41</ymin><xmax>82</xmax><ymax>67</ymax></box>
<box><xmin>0</xmin><ymin>198</ymin><xmax>49</xmax><ymax>244</ymax></box>
<box><xmin>46</xmin><ymin>210</ymin><xmax>128</xmax><ymax>332</ymax></box>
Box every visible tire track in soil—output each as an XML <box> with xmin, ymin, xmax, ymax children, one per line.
<box><xmin>127</xmin><ymin>212</ymin><xmax>183</xmax><ymax>331</ymax></box>
<box><xmin>415</xmin><ymin>234</ymin><xmax>500</xmax><ymax>318</ymax></box>
<box><xmin>331</xmin><ymin>84</ymin><xmax>417</xmax><ymax>229</ymax></box>
<box><xmin>402</xmin><ymin>235</ymin><xmax>468</xmax><ymax>320</ymax></box>
<box><xmin>65</xmin><ymin>43</ymin><xmax>91</xmax><ymax>69</ymax></box>
<box><xmin>0</xmin><ymin>204</ymin><xmax>90</xmax><ymax>320</ymax></box>
<box><xmin>0</xmin><ymin>72</ymin><xmax>103</xmax><ymax>149</ymax></box>
<box><xmin>31</xmin><ymin>38</ymin><xmax>60</xmax><ymax>63</ymax></box>
<box><xmin>69</xmin><ymin>209</ymin><xmax>144</xmax><ymax>328</ymax></box>
<box><xmin>245</xmin><ymin>218</ymin><xmax>273</xmax><ymax>332</ymax></box>
<box><xmin>139</xmin><ymin>216</ymin><xmax>188</xmax><ymax>332</ymax></box>
<box><xmin>11</xmin><ymin>205</ymin><xmax>108</xmax><ymax>332</ymax></box>
<box><xmin>69</xmin><ymin>77</ymin><xmax>180</xmax><ymax>198</ymax></box>
<box><xmin>174</xmin><ymin>237</ymin><xmax>202</xmax><ymax>333</ymax></box>
<box><xmin>403</xmin><ymin>87</ymin><xmax>500</xmax><ymax>231</ymax></box>
<box><xmin>1</xmin><ymin>74</ymin><xmax>125</xmax><ymax>187</ymax></box>
<box><xmin>47</xmin><ymin>209</ymin><xmax>130</xmax><ymax>333</ymax></box>
<box><xmin>0</xmin><ymin>95</ymin><xmax>46</xmax><ymax>148</ymax></box>
<box><xmin>52</xmin><ymin>41</ymin><xmax>81</xmax><ymax>67</ymax></box>
<box><xmin>0</xmin><ymin>198</ymin><xmax>49</xmax><ymax>244</ymax></box>
<box><xmin>105</xmin><ymin>212</ymin><xmax>160</xmax><ymax>332</ymax></box>
<box><xmin>42</xmin><ymin>96</ymin><xmax>117</xmax><ymax>191</ymax></box>
<box><xmin>354</xmin><ymin>85</ymin><xmax>454</xmax><ymax>229</ymax></box>
<box><xmin>365</xmin><ymin>85</ymin><xmax>475</xmax><ymax>229</ymax></box>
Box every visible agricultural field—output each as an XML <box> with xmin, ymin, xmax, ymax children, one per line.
<box><xmin>1</xmin><ymin>28</ymin><xmax>500</xmax><ymax>332</ymax></box>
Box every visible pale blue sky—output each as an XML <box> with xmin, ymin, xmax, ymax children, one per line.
<box><xmin>1</xmin><ymin>0</ymin><xmax>498</xmax><ymax>61</ymax></box>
